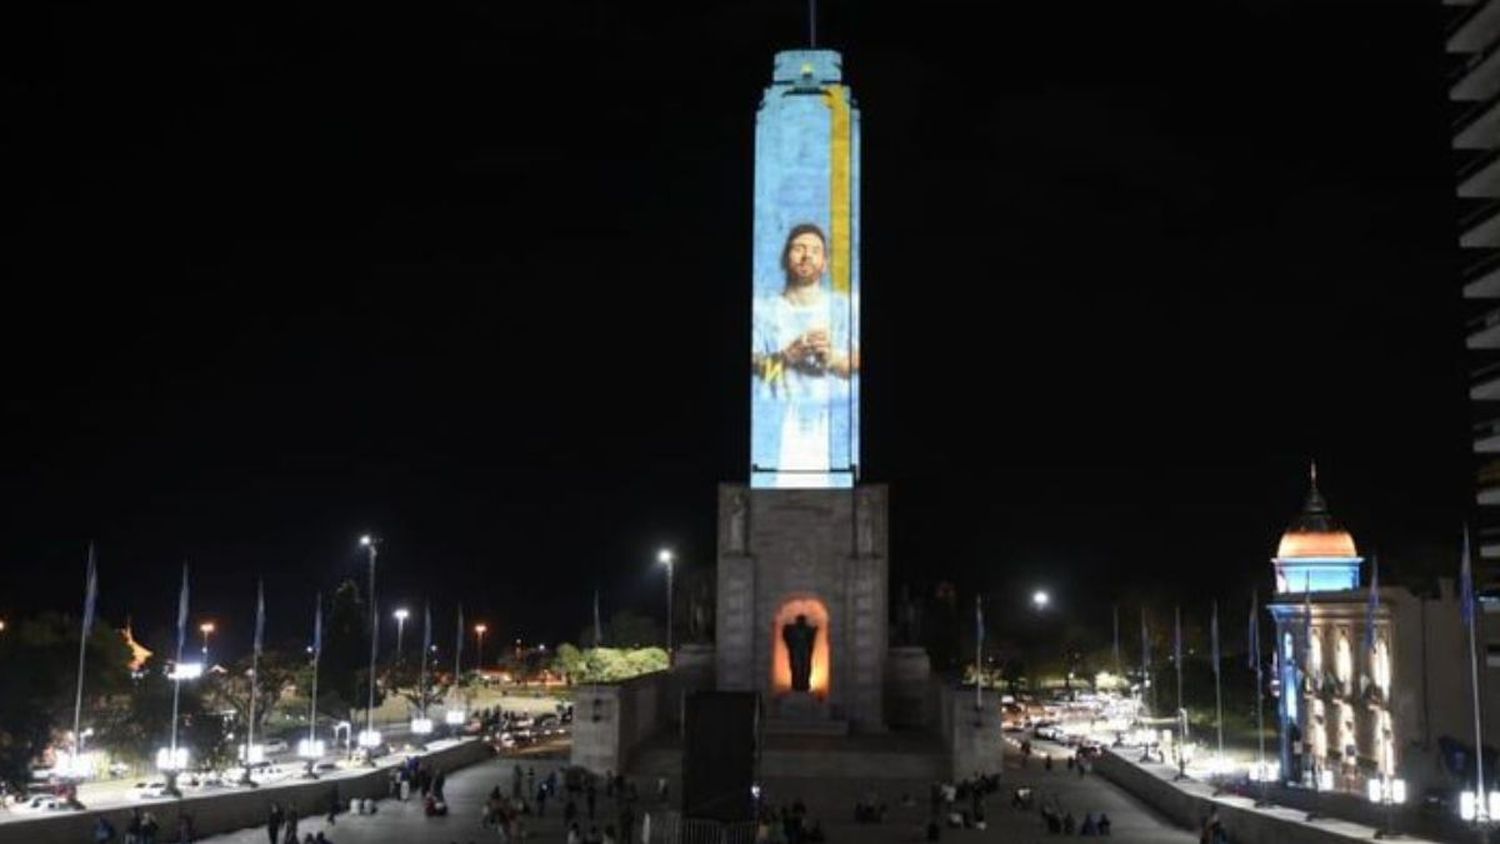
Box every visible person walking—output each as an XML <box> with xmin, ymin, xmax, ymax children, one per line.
<box><xmin>267</xmin><ymin>803</ymin><xmax>284</xmax><ymax>844</ymax></box>
<box><xmin>284</xmin><ymin>804</ymin><xmax>299</xmax><ymax>844</ymax></box>
<box><xmin>140</xmin><ymin>811</ymin><xmax>159</xmax><ymax>844</ymax></box>
<box><xmin>328</xmin><ymin>785</ymin><xmax>340</xmax><ymax>825</ymax></box>
<box><xmin>127</xmin><ymin>808</ymin><xmax>144</xmax><ymax>844</ymax></box>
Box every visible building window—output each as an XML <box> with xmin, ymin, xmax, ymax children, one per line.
<box><xmin>1372</xmin><ymin>637</ymin><xmax>1390</xmax><ymax>697</ymax></box>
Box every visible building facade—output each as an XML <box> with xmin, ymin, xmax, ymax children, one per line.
<box><xmin>1451</xmin><ymin>0</ymin><xmax>1500</xmax><ymax>561</ymax></box>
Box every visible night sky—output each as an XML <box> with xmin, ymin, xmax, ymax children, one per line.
<box><xmin>2</xmin><ymin>1</ymin><xmax>1469</xmax><ymax>654</ymax></box>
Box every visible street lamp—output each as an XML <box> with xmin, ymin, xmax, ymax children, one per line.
<box><xmin>1368</xmin><ymin>775</ymin><xmax>1407</xmax><ymax>838</ymax></box>
<box><xmin>658</xmin><ymin>548</ymin><xmax>675</xmax><ymax>657</ymax></box>
<box><xmin>1032</xmin><ymin>590</ymin><xmax>1049</xmax><ymax>611</ymax></box>
<box><xmin>474</xmin><ymin>624</ymin><xmax>488</xmax><ymax>672</ymax></box>
<box><xmin>394</xmin><ymin>608</ymin><xmax>410</xmax><ymax>658</ymax></box>
<box><xmin>358</xmin><ymin>535</ymin><xmax>380</xmax><ymax>761</ymax></box>
<box><xmin>199</xmin><ymin>622</ymin><xmax>216</xmax><ymax>664</ymax></box>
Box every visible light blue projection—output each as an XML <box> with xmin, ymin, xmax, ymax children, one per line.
<box><xmin>749</xmin><ymin>50</ymin><xmax>861</xmax><ymax>489</ymax></box>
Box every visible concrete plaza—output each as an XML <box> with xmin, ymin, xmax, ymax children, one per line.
<box><xmin>190</xmin><ymin>747</ymin><xmax>1197</xmax><ymax>843</ymax></box>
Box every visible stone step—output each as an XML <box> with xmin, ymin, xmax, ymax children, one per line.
<box><xmin>762</xmin><ymin>717</ymin><xmax>851</xmax><ymax>737</ymax></box>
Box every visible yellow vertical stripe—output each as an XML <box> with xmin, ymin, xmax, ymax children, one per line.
<box><xmin>825</xmin><ymin>85</ymin><xmax>852</xmax><ymax>294</ymax></box>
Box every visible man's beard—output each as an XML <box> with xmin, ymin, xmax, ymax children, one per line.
<box><xmin>785</xmin><ymin>266</ymin><xmax>822</xmax><ymax>288</ymax></box>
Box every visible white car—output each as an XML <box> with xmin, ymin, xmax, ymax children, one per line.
<box><xmin>136</xmin><ymin>782</ymin><xmax>172</xmax><ymax>800</ymax></box>
<box><xmin>263</xmin><ymin>739</ymin><xmax>289</xmax><ymax>754</ymax></box>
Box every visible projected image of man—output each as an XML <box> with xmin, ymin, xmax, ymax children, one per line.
<box><xmin>751</xmin><ymin>223</ymin><xmax>858</xmax><ymax>482</ymax></box>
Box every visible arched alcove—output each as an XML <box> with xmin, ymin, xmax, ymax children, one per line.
<box><xmin>770</xmin><ymin>597</ymin><xmax>830</xmax><ymax>699</ymax></box>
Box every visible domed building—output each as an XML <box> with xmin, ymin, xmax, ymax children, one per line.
<box><xmin>1267</xmin><ymin>465</ymin><xmax>1478</xmax><ymax>804</ymax></box>
<box><xmin>1272</xmin><ymin>464</ymin><xmax>1363</xmax><ymax>595</ymax></box>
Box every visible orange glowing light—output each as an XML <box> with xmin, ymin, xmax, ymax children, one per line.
<box><xmin>770</xmin><ymin>598</ymin><xmax>830</xmax><ymax>699</ymax></box>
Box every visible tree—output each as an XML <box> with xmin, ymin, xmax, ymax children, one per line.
<box><xmin>318</xmin><ymin>580</ymin><xmax>383</xmax><ymax>725</ymax></box>
<box><xmin>384</xmin><ymin>652</ymin><xmax>449</xmax><ymax>716</ymax></box>
<box><xmin>207</xmin><ymin>650</ymin><xmax>298</xmax><ymax>739</ymax></box>
<box><xmin>606</xmin><ymin>611</ymin><xmax>661</xmax><ymax>648</ymax></box>
<box><xmin>551</xmin><ymin>643</ymin><xmax>586</xmax><ymax>684</ymax></box>
<box><xmin>0</xmin><ymin>614</ymin><xmax>132</xmax><ymax>792</ymax></box>
<box><xmin>95</xmin><ymin>654</ymin><xmax>230</xmax><ymax>773</ymax></box>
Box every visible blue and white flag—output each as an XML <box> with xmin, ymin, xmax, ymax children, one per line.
<box><xmin>1463</xmin><ymin>527</ymin><xmax>1477</xmax><ymax>630</ymax></box>
<box><xmin>1248</xmin><ymin>590</ymin><xmax>1260</xmax><ymax>672</ymax></box>
<box><xmin>253</xmin><ymin>579</ymin><xmax>266</xmax><ymax>656</ymax></box>
<box><xmin>81</xmin><ymin>543</ymin><xmax>99</xmax><ymax>638</ymax></box>
<box><xmin>1141</xmin><ymin>608</ymin><xmax>1150</xmax><ymax>673</ymax></box>
<box><xmin>312</xmin><ymin>593</ymin><xmax>323</xmax><ymax>659</ymax></box>
<box><xmin>1210</xmin><ymin>600</ymin><xmax>1220</xmax><ymax>677</ymax></box>
<box><xmin>1365</xmin><ymin>555</ymin><xmax>1380</xmax><ymax>654</ymax></box>
<box><xmin>1173</xmin><ymin>605</ymin><xmax>1182</xmax><ymax>668</ymax></box>
<box><xmin>422</xmin><ymin>602</ymin><xmax>432</xmax><ymax>657</ymax></box>
<box><xmin>455</xmin><ymin>604</ymin><xmax>465</xmax><ymax>667</ymax></box>
<box><xmin>976</xmin><ymin>595</ymin><xmax>985</xmax><ymax>648</ymax></box>
<box><xmin>176</xmin><ymin>564</ymin><xmax>190</xmax><ymax>654</ymax></box>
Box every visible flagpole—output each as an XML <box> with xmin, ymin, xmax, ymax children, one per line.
<box><xmin>169</xmin><ymin>563</ymin><xmax>189</xmax><ymax>791</ymax></box>
<box><xmin>1465</xmin><ymin>527</ymin><xmax>1489</xmax><ymax>820</ymax></box>
<box><xmin>1252</xmin><ymin>589</ymin><xmax>1270</xmax><ymax>807</ymax></box>
<box><xmin>1212</xmin><ymin>600</ymin><xmax>1223</xmax><ymax>763</ymax></box>
<box><xmin>1175</xmin><ymin>605</ymin><xmax>1184</xmax><ymax>728</ymax></box>
<box><xmin>244</xmin><ymin>579</ymin><xmax>263</xmax><ymax>783</ymax></box>
<box><xmin>71</xmin><ymin>544</ymin><xmax>97</xmax><ymax>769</ymax></box>
<box><xmin>975</xmin><ymin>595</ymin><xmax>984</xmax><ymax>712</ymax></box>
<box><xmin>308</xmin><ymin>594</ymin><xmax>321</xmax><ymax>750</ymax></box>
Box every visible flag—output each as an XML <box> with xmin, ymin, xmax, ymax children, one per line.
<box><xmin>976</xmin><ymin>595</ymin><xmax>985</xmax><ymax>648</ymax></box>
<box><xmin>1173</xmin><ymin>605</ymin><xmax>1182</xmax><ymax>668</ymax></box>
<box><xmin>312</xmin><ymin>593</ymin><xmax>323</xmax><ymax>658</ymax></box>
<box><xmin>176</xmin><ymin>564</ymin><xmax>190</xmax><ymax>654</ymax></box>
<box><xmin>1141</xmin><ymin>608</ymin><xmax>1150</xmax><ymax>672</ymax></box>
<box><xmin>81</xmin><ymin>543</ymin><xmax>99</xmax><ymax>638</ymax></box>
<box><xmin>1248</xmin><ymin>590</ymin><xmax>1260</xmax><ymax>671</ymax></box>
<box><xmin>594</xmin><ymin>588</ymin><xmax>603</xmax><ymax>647</ymax></box>
<box><xmin>1210</xmin><ymin>600</ymin><xmax>1220</xmax><ymax>676</ymax></box>
<box><xmin>1462</xmin><ymin>526</ymin><xmax>1477</xmax><ymax>630</ymax></box>
<box><xmin>1365</xmin><ymin>555</ymin><xmax>1379</xmax><ymax>654</ymax></box>
<box><xmin>1113</xmin><ymin>604</ymin><xmax>1121</xmax><ymax>671</ymax></box>
<box><xmin>253</xmin><ymin>579</ymin><xmax>266</xmax><ymax>656</ymax></box>
<box><xmin>455</xmin><ymin>604</ymin><xmax>465</xmax><ymax>666</ymax></box>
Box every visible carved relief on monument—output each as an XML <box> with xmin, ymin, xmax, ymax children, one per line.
<box><xmin>855</xmin><ymin>487</ymin><xmax>878</xmax><ymax>557</ymax></box>
<box><xmin>725</xmin><ymin>488</ymin><xmax>749</xmax><ymax>554</ymax></box>
<box><xmin>770</xmin><ymin>596</ymin><xmax>830</xmax><ymax>699</ymax></box>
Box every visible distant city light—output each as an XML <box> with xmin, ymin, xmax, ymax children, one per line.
<box><xmin>170</xmin><ymin>662</ymin><xmax>204</xmax><ymax>680</ymax></box>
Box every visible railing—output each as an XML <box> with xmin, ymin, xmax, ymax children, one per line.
<box><xmin>1461</xmin><ymin>248</ymin><xmax>1500</xmax><ymax>282</ymax></box>
<box><xmin>1459</xmin><ymin>145</ymin><xmax>1500</xmax><ymax>182</ymax></box>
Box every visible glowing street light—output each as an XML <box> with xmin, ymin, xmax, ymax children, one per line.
<box><xmin>474</xmin><ymin>624</ymin><xmax>488</xmax><ymax>671</ymax></box>
<box><xmin>658</xmin><ymin>548</ymin><xmax>675</xmax><ymax>657</ymax></box>
<box><xmin>199</xmin><ymin>622</ymin><xmax>216</xmax><ymax>663</ymax></box>
<box><xmin>358</xmin><ymin>534</ymin><xmax>379</xmax><ymax>762</ymax></box>
<box><xmin>1032</xmin><ymin>590</ymin><xmax>1050</xmax><ymax>611</ymax></box>
<box><xmin>394</xmin><ymin>608</ymin><xmax>410</xmax><ymax>658</ymax></box>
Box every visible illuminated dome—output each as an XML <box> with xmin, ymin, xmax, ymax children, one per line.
<box><xmin>1276</xmin><ymin>464</ymin><xmax>1357</xmax><ymax>559</ymax></box>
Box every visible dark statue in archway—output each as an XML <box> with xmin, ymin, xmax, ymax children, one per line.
<box><xmin>781</xmin><ymin>614</ymin><xmax>818</xmax><ymax>692</ymax></box>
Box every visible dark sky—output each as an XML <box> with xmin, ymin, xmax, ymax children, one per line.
<box><xmin>1</xmin><ymin>0</ymin><xmax>1469</xmax><ymax>654</ymax></box>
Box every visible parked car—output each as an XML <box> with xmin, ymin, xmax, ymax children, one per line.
<box><xmin>262</xmin><ymin>738</ymin><xmax>289</xmax><ymax>754</ymax></box>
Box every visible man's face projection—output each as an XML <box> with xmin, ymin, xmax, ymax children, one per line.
<box><xmin>786</xmin><ymin>232</ymin><xmax>826</xmax><ymax>286</ymax></box>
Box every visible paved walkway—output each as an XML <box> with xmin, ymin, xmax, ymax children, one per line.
<box><xmin>190</xmin><ymin>744</ymin><xmax>1195</xmax><ymax>843</ymax></box>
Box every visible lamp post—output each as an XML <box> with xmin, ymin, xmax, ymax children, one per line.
<box><xmin>658</xmin><ymin>548</ymin><xmax>675</xmax><ymax>658</ymax></box>
<box><xmin>199</xmin><ymin>622</ymin><xmax>215</xmax><ymax>664</ymax></box>
<box><xmin>1368</xmin><ymin>775</ymin><xmax>1406</xmax><ymax>839</ymax></box>
<box><xmin>474</xmin><ymin>624</ymin><xmax>488</xmax><ymax>673</ymax></box>
<box><xmin>394</xmin><ymin>608</ymin><xmax>409</xmax><ymax>659</ymax></box>
<box><xmin>358</xmin><ymin>534</ymin><xmax>380</xmax><ymax>761</ymax></box>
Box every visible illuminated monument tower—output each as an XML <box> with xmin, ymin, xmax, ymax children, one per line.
<box><xmin>718</xmin><ymin>49</ymin><xmax>888</xmax><ymax>733</ymax></box>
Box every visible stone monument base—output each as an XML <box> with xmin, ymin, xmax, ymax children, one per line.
<box><xmin>766</xmin><ymin>691</ymin><xmax>849</xmax><ymax>736</ymax></box>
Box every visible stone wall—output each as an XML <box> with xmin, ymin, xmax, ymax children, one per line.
<box><xmin>5</xmin><ymin>739</ymin><xmax>492</xmax><ymax>844</ymax></box>
<box><xmin>940</xmin><ymin>684</ymin><xmax>1003</xmax><ymax>780</ymax></box>
<box><xmin>1091</xmin><ymin>749</ymin><xmax>1445</xmax><ymax>844</ymax></box>
<box><xmin>716</xmin><ymin>484</ymin><xmax>888</xmax><ymax>732</ymax></box>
